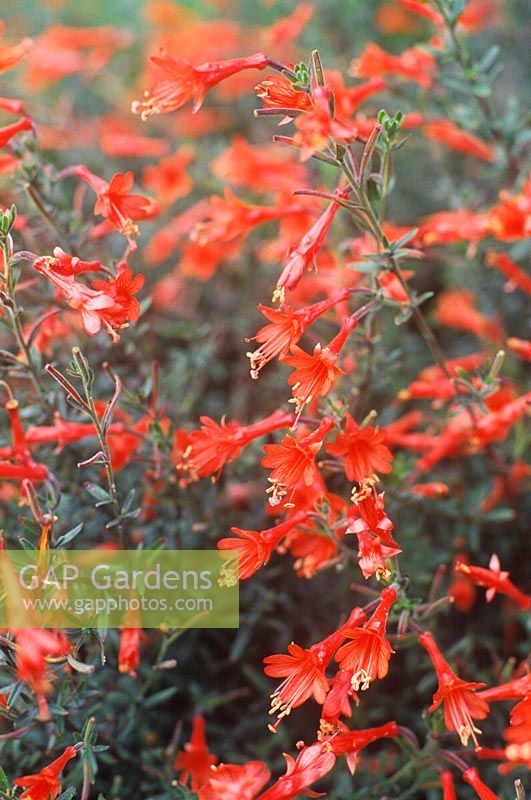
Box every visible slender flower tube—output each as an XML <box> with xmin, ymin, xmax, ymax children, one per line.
<box><xmin>462</xmin><ymin>768</ymin><xmax>500</xmax><ymax>800</ymax></box>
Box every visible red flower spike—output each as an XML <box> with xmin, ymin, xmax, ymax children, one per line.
<box><xmin>246</xmin><ymin>289</ymin><xmax>351</xmax><ymax>379</ymax></box>
<box><xmin>335</xmin><ymin>587</ymin><xmax>397</xmax><ymax>691</ymax></box>
<box><xmin>14</xmin><ymin>746</ymin><xmax>77</xmax><ymax>800</ymax></box>
<box><xmin>462</xmin><ymin>768</ymin><xmax>500</xmax><ymax>800</ymax></box>
<box><xmin>262</xmin><ymin>416</ymin><xmax>335</xmax><ymax>506</ymax></box>
<box><xmin>454</xmin><ymin>554</ymin><xmax>531</xmax><ymax>610</ymax></box>
<box><xmin>329</xmin><ymin>721</ymin><xmax>399</xmax><ymax>775</ymax></box>
<box><xmin>419</xmin><ymin>631</ymin><xmax>490</xmax><ymax>747</ymax></box>
<box><xmin>133</xmin><ymin>51</ymin><xmax>268</xmax><ymax>118</ymax></box>
<box><xmin>217</xmin><ymin>511</ymin><xmax>309</xmax><ymax>582</ymax></box>
<box><xmin>174</xmin><ymin>715</ymin><xmax>218</xmax><ymax>792</ymax></box>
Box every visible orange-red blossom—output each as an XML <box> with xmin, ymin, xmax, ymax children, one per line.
<box><xmin>132</xmin><ymin>51</ymin><xmax>268</xmax><ymax>118</ymax></box>
<box><xmin>261</xmin><ymin>416</ymin><xmax>335</xmax><ymax>506</ymax></box>
<box><xmin>14</xmin><ymin>746</ymin><xmax>78</xmax><ymax>800</ymax></box>
<box><xmin>335</xmin><ymin>586</ymin><xmax>397</xmax><ymax>691</ymax></box>
<box><xmin>419</xmin><ymin>631</ymin><xmax>490</xmax><ymax>747</ymax></box>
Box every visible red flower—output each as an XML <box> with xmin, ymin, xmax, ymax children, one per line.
<box><xmin>218</xmin><ymin>511</ymin><xmax>309</xmax><ymax>582</ymax></box>
<box><xmin>454</xmin><ymin>554</ymin><xmax>530</xmax><ymax>610</ymax></box>
<box><xmin>199</xmin><ymin>761</ymin><xmax>270</xmax><ymax>800</ymax></box>
<box><xmin>282</xmin><ymin>317</ymin><xmax>358</xmax><ymax>425</ymax></box>
<box><xmin>275</xmin><ymin>192</ymin><xmax>344</xmax><ymax>301</ymax></box>
<box><xmin>192</xmin><ymin>188</ymin><xmax>305</xmax><ymax>246</ymax></box>
<box><xmin>419</xmin><ymin>631</ymin><xmax>490</xmax><ymax>747</ymax></box>
<box><xmin>395</xmin><ymin>0</ymin><xmax>443</xmax><ymax>24</ymax></box>
<box><xmin>335</xmin><ymin>587</ymin><xmax>397</xmax><ymax>691</ymax></box>
<box><xmin>485</xmin><ymin>250</ymin><xmax>531</xmax><ymax>294</ymax></box>
<box><xmin>424</xmin><ymin>119</ymin><xmax>496</xmax><ymax>162</ymax></box>
<box><xmin>352</xmin><ymin>43</ymin><xmax>435</xmax><ymax>88</ymax></box>
<box><xmin>0</xmin><ymin>398</ymin><xmax>48</xmax><ymax>485</ymax></box>
<box><xmin>213</xmin><ymin>135</ymin><xmax>308</xmax><ymax>194</ymax></box>
<box><xmin>142</xmin><ymin>147</ymin><xmax>194</xmax><ymax>206</ymax></box>
<box><xmin>329</xmin><ymin>721</ymin><xmax>399</xmax><ymax>774</ymax></box>
<box><xmin>462</xmin><ymin>768</ymin><xmax>500</xmax><ymax>800</ymax></box>
<box><xmin>73</xmin><ymin>165</ymin><xmax>157</xmax><ymax>239</ymax></box>
<box><xmin>256</xmin><ymin>73</ymin><xmax>313</xmax><ymax>111</ymax></box>
<box><xmin>132</xmin><ymin>51</ymin><xmax>268</xmax><ymax>118</ymax></box>
<box><xmin>293</xmin><ymin>84</ymin><xmax>357</xmax><ymax>161</ymax></box>
<box><xmin>256</xmin><ymin>742</ymin><xmax>335</xmax><ymax>800</ymax></box>
<box><xmin>35</xmin><ymin>247</ymin><xmax>101</xmax><ymax>276</ymax></box>
<box><xmin>0</xmin><ymin>21</ymin><xmax>32</xmax><ymax>74</ymax></box>
<box><xmin>262</xmin><ymin>417</ymin><xmax>335</xmax><ymax>506</ymax></box>
<box><xmin>434</xmin><ymin>289</ymin><xmax>503</xmax><ymax>344</ymax></box>
<box><xmin>118</xmin><ymin>628</ymin><xmax>141</xmax><ymax>676</ymax></box>
<box><xmin>321</xmin><ymin>669</ymin><xmax>358</xmax><ymax>726</ymax></box>
<box><xmin>13</xmin><ymin>628</ymin><xmax>71</xmax><ymax>720</ymax></box>
<box><xmin>354</xmin><ymin>529</ymin><xmax>400</xmax><ymax>582</ymax></box>
<box><xmin>507</xmin><ymin>337</ymin><xmax>531</xmax><ymax>361</ymax></box>
<box><xmin>264</xmin><ymin>607</ymin><xmax>365</xmax><ymax>730</ymax></box>
<box><xmin>174</xmin><ymin>715</ymin><xmax>218</xmax><ymax>791</ymax></box>
<box><xmin>441</xmin><ymin>770</ymin><xmax>457</xmax><ymax>800</ymax></box>
<box><xmin>183</xmin><ymin>410</ymin><xmax>294</xmax><ymax>483</ymax></box>
<box><xmin>327</xmin><ymin>415</ymin><xmax>393</xmax><ymax>482</ymax></box>
<box><xmin>92</xmin><ymin>264</ymin><xmax>145</xmax><ymax>332</ymax></box>
<box><xmin>0</xmin><ymin>116</ymin><xmax>32</xmax><ymax>148</ymax></box>
<box><xmin>246</xmin><ymin>289</ymin><xmax>351</xmax><ymax>379</ymax></box>
<box><xmin>14</xmin><ymin>746</ymin><xmax>78</xmax><ymax>800</ymax></box>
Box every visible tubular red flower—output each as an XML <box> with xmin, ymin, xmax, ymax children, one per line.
<box><xmin>265</xmin><ymin>607</ymin><xmax>365</xmax><ymax>729</ymax></box>
<box><xmin>419</xmin><ymin>631</ymin><xmax>490</xmax><ymax>747</ymax></box>
<box><xmin>275</xmin><ymin>192</ymin><xmax>344</xmax><ymax>301</ymax></box>
<box><xmin>454</xmin><ymin>554</ymin><xmax>530</xmax><ymax>610</ymax></box>
<box><xmin>199</xmin><ymin>761</ymin><xmax>270</xmax><ymax>800</ymax></box>
<box><xmin>174</xmin><ymin>715</ymin><xmax>218</xmax><ymax>791</ymax></box>
<box><xmin>329</xmin><ymin>721</ymin><xmax>399</xmax><ymax>774</ymax></box>
<box><xmin>132</xmin><ymin>51</ymin><xmax>268</xmax><ymax>118</ymax></box>
<box><xmin>261</xmin><ymin>417</ymin><xmax>335</xmax><ymax>506</ymax></box>
<box><xmin>14</xmin><ymin>746</ymin><xmax>77</xmax><ymax>800</ymax></box>
<box><xmin>462</xmin><ymin>768</ymin><xmax>500</xmax><ymax>800</ymax></box>
<box><xmin>282</xmin><ymin>317</ymin><xmax>358</xmax><ymax>425</ymax></box>
<box><xmin>441</xmin><ymin>770</ymin><xmax>457</xmax><ymax>800</ymax></box>
<box><xmin>217</xmin><ymin>511</ymin><xmax>309</xmax><ymax>582</ymax></box>
<box><xmin>0</xmin><ymin>116</ymin><xmax>32</xmax><ymax>147</ymax></box>
<box><xmin>327</xmin><ymin>415</ymin><xmax>393</xmax><ymax>482</ymax></box>
<box><xmin>246</xmin><ymin>289</ymin><xmax>352</xmax><ymax>379</ymax></box>
<box><xmin>335</xmin><ymin>587</ymin><xmax>397</xmax><ymax>690</ymax></box>
<box><xmin>256</xmin><ymin>742</ymin><xmax>335</xmax><ymax>800</ymax></box>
